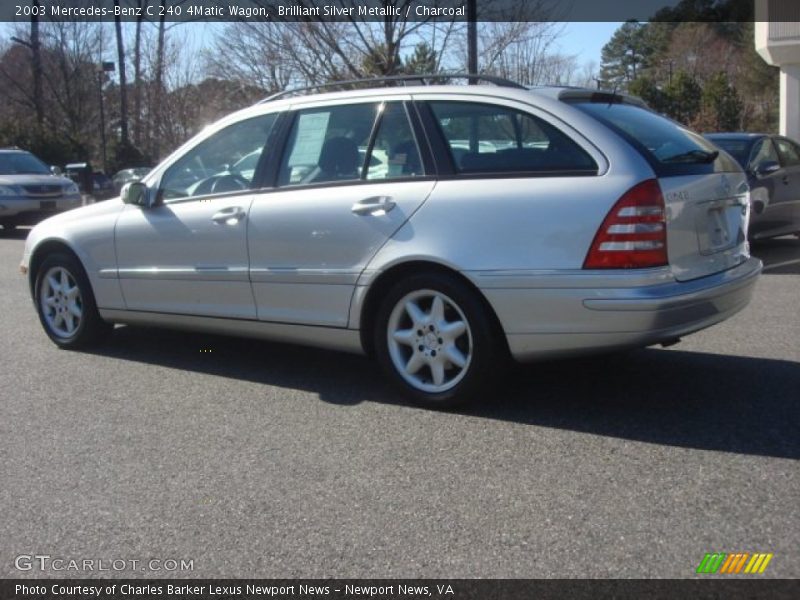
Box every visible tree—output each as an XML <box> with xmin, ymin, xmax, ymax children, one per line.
<box><xmin>599</xmin><ymin>21</ymin><xmax>652</xmax><ymax>89</ymax></box>
<box><xmin>470</xmin><ymin>21</ymin><xmax>575</xmax><ymax>86</ymax></box>
<box><xmin>700</xmin><ymin>71</ymin><xmax>743</xmax><ymax>131</ymax></box>
<box><xmin>665</xmin><ymin>71</ymin><xmax>702</xmax><ymax>124</ymax></box>
<box><xmin>403</xmin><ymin>42</ymin><xmax>438</xmax><ymax>75</ymax></box>
<box><xmin>628</xmin><ymin>75</ymin><xmax>669</xmax><ymax>114</ymax></box>
<box><xmin>113</xmin><ymin>0</ymin><xmax>129</xmax><ymax>145</ymax></box>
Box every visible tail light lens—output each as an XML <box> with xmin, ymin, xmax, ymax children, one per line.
<box><xmin>584</xmin><ymin>179</ymin><xmax>668</xmax><ymax>269</ymax></box>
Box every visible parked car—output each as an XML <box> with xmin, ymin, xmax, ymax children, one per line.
<box><xmin>92</xmin><ymin>171</ymin><xmax>115</xmax><ymax>200</ymax></box>
<box><xmin>112</xmin><ymin>167</ymin><xmax>151</xmax><ymax>194</ymax></box>
<box><xmin>704</xmin><ymin>133</ymin><xmax>800</xmax><ymax>240</ymax></box>
<box><xmin>20</xmin><ymin>76</ymin><xmax>762</xmax><ymax>407</ymax></box>
<box><xmin>0</xmin><ymin>148</ymin><xmax>81</xmax><ymax>231</ymax></box>
<box><xmin>64</xmin><ymin>162</ymin><xmax>94</xmax><ymax>194</ymax></box>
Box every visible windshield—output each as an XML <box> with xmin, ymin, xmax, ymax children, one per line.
<box><xmin>570</xmin><ymin>101</ymin><xmax>740</xmax><ymax>175</ymax></box>
<box><xmin>0</xmin><ymin>152</ymin><xmax>51</xmax><ymax>175</ymax></box>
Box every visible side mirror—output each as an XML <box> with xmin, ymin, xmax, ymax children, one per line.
<box><xmin>50</xmin><ymin>165</ymin><xmax>63</xmax><ymax>176</ymax></box>
<box><xmin>123</xmin><ymin>181</ymin><xmax>152</xmax><ymax>207</ymax></box>
<box><xmin>754</xmin><ymin>160</ymin><xmax>780</xmax><ymax>177</ymax></box>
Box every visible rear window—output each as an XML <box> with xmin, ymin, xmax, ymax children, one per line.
<box><xmin>706</xmin><ymin>138</ymin><xmax>752</xmax><ymax>168</ymax></box>
<box><xmin>428</xmin><ymin>101</ymin><xmax>597</xmax><ymax>176</ymax></box>
<box><xmin>570</xmin><ymin>101</ymin><xmax>740</xmax><ymax>176</ymax></box>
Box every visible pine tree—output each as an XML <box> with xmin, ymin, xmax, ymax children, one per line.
<box><xmin>665</xmin><ymin>71</ymin><xmax>702</xmax><ymax>124</ymax></box>
<box><xmin>702</xmin><ymin>72</ymin><xmax>743</xmax><ymax>131</ymax></box>
<box><xmin>599</xmin><ymin>21</ymin><xmax>653</xmax><ymax>89</ymax></box>
<box><xmin>628</xmin><ymin>76</ymin><xmax>669</xmax><ymax>114</ymax></box>
<box><xmin>403</xmin><ymin>43</ymin><xmax>438</xmax><ymax>75</ymax></box>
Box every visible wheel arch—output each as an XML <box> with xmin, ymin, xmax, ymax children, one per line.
<box><xmin>357</xmin><ymin>260</ymin><xmax>508</xmax><ymax>358</ymax></box>
<box><xmin>28</xmin><ymin>239</ymin><xmax>86</xmax><ymax>297</ymax></box>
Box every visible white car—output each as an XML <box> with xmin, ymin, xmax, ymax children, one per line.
<box><xmin>21</xmin><ymin>76</ymin><xmax>761</xmax><ymax>407</ymax></box>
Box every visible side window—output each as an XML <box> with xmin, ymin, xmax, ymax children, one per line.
<box><xmin>775</xmin><ymin>138</ymin><xmax>800</xmax><ymax>167</ymax></box>
<box><xmin>750</xmin><ymin>138</ymin><xmax>780</xmax><ymax>168</ymax></box>
<box><xmin>160</xmin><ymin>113</ymin><xmax>277</xmax><ymax>201</ymax></box>
<box><xmin>366</xmin><ymin>104</ymin><xmax>424</xmax><ymax>180</ymax></box>
<box><xmin>279</xmin><ymin>103</ymin><xmax>379</xmax><ymax>186</ymax></box>
<box><xmin>428</xmin><ymin>101</ymin><xmax>597</xmax><ymax>174</ymax></box>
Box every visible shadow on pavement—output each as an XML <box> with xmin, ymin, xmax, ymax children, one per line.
<box><xmin>83</xmin><ymin>326</ymin><xmax>800</xmax><ymax>460</ymax></box>
<box><xmin>751</xmin><ymin>235</ymin><xmax>800</xmax><ymax>275</ymax></box>
<box><xmin>0</xmin><ymin>227</ymin><xmax>30</xmax><ymax>241</ymax></box>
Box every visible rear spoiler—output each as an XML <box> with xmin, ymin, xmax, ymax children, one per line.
<box><xmin>558</xmin><ymin>90</ymin><xmax>648</xmax><ymax>108</ymax></box>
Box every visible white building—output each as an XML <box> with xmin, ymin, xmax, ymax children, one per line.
<box><xmin>755</xmin><ymin>0</ymin><xmax>800</xmax><ymax>138</ymax></box>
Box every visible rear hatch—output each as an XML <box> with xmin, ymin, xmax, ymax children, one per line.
<box><xmin>568</xmin><ymin>96</ymin><xmax>750</xmax><ymax>281</ymax></box>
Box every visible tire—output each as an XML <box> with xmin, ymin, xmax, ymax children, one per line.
<box><xmin>374</xmin><ymin>272</ymin><xmax>501</xmax><ymax>408</ymax></box>
<box><xmin>34</xmin><ymin>252</ymin><xmax>112</xmax><ymax>348</ymax></box>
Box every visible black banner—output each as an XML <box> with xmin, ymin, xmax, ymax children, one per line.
<box><xmin>2</xmin><ymin>579</ymin><xmax>799</xmax><ymax>600</ymax></box>
<box><xmin>0</xmin><ymin>0</ymin><xmax>767</xmax><ymax>24</ymax></box>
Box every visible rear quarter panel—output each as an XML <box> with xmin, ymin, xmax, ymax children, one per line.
<box><xmin>362</xmin><ymin>94</ymin><xmax>655</xmax><ymax>276</ymax></box>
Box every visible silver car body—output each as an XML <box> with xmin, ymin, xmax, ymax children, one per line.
<box><xmin>1</xmin><ymin>150</ymin><xmax>82</xmax><ymax>226</ymax></box>
<box><xmin>21</xmin><ymin>85</ymin><xmax>762</xmax><ymax>362</ymax></box>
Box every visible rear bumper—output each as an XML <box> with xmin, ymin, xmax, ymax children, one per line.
<box><xmin>476</xmin><ymin>257</ymin><xmax>762</xmax><ymax>361</ymax></box>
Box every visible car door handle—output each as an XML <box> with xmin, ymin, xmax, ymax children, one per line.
<box><xmin>352</xmin><ymin>196</ymin><xmax>396</xmax><ymax>216</ymax></box>
<box><xmin>782</xmin><ymin>176</ymin><xmax>789</xmax><ymax>185</ymax></box>
<box><xmin>212</xmin><ymin>207</ymin><xmax>246</xmax><ymax>225</ymax></box>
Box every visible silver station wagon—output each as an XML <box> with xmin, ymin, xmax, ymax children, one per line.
<box><xmin>21</xmin><ymin>76</ymin><xmax>762</xmax><ymax>407</ymax></box>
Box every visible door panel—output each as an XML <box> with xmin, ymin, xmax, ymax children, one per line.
<box><xmin>774</xmin><ymin>137</ymin><xmax>800</xmax><ymax>233</ymax></box>
<box><xmin>248</xmin><ymin>181</ymin><xmax>435</xmax><ymax>326</ymax></box>
<box><xmin>752</xmin><ymin>137</ymin><xmax>799</xmax><ymax>236</ymax></box>
<box><xmin>115</xmin><ymin>198</ymin><xmax>255</xmax><ymax>318</ymax></box>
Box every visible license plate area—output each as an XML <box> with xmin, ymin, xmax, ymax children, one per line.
<box><xmin>695</xmin><ymin>198</ymin><xmax>745</xmax><ymax>256</ymax></box>
<box><xmin>40</xmin><ymin>200</ymin><xmax>56</xmax><ymax>210</ymax></box>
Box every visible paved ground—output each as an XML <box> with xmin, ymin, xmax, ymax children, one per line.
<box><xmin>0</xmin><ymin>229</ymin><xmax>797</xmax><ymax>579</ymax></box>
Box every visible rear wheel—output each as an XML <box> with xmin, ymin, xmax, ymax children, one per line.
<box><xmin>374</xmin><ymin>273</ymin><xmax>500</xmax><ymax>408</ymax></box>
<box><xmin>34</xmin><ymin>253</ymin><xmax>112</xmax><ymax>348</ymax></box>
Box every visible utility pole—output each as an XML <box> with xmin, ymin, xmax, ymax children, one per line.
<box><xmin>97</xmin><ymin>61</ymin><xmax>116</xmax><ymax>173</ymax></box>
<box><xmin>467</xmin><ymin>0</ymin><xmax>477</xmax><ymax>82</ymax></box>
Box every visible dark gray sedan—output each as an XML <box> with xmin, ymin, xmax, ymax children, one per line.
<box><xmin>705</xmin><ymin>133</ymin><xmax>800</xmax><ymax>240</ymax></box>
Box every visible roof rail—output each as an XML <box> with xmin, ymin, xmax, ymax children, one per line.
<box><xmin>259</xmin><ymin>73</ymin><xmax>526</xmax><ymax>103</ymax></box>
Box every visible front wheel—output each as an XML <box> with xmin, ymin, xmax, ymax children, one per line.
<box><xmin>374</xmin><ymin>273</ymin><xmax>501</xmax><ymax>408</ymax></box>
<box><xmin>34</xmin><ymin>253</ymin><xmax>112</xmax><ymax>348</ymax></box>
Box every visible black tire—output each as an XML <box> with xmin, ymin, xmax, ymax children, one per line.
<box><xmin>34</xmin><ymin>252</ymin><xmax>112</xmax><ymax>348</ymax></box>
<box><xmin>373</xmin><ymin>272</ymin><xmax>502</xmax><ymax>408</ymax></box>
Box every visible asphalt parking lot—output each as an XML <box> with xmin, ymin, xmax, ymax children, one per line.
<box><xmin>0</xmin><ymin>229</ymin><xmax>797</xmax><ymax>579</ymax></box>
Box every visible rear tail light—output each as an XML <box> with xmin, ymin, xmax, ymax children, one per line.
<box><xmin>583</xmin><ymin>179</ymin><xmax>668</xmax><ymax>269</ymax></box>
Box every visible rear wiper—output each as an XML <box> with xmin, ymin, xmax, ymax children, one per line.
<box><xmin>661</xmin><ymin>149</ymin><xmax>719</xmax><ymax>164</ymax></box>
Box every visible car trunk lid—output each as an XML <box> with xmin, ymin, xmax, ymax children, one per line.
<box><xmin>660</xmin><ymin>173</ymin><xmax>750</xmax><ymax>281</ymax></box>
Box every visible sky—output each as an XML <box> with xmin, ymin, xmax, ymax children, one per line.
<box><xmin>557</xmin><ymin>22</ymin><xmax>622</xmax><ymax>68</ymax></box>
<box><xmin>2</xmin><ymin>20</ymin><xmax>624</xmax><ymax>84</ymax></box>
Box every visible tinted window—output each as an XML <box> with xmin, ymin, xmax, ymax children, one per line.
<box><xmin>775</xmin><ymin>138</ymin><xmax>800</xmax><ymax>167</ymax></box>
<box><xmin>0</xmin><ymin>152</ymin><xmax>50</xmax><ymax>175</ymax></box>
<box><xmin>279</xmin><ymin>103</ymin><xmax>378</xmax><ymax>186</ymax></box>
<box><xmin>429</xmin><ymin>101</ymin><xmax>597</xmax><ymax>174</ymax></box>
<box><xmin>750</xmin><ymin>138</ymin><xmax>780</xmax><ymax>168</ymax></box>
<box><xmin>572</xmin><ymin>101</ymin><xmax>740</xmax><ymax>175</ymax></box>
<box><xmin>161</xmin><ymin>113</ymin><xmax>277</xmax><ymax>200</ymax></box>
<box><xmin>366</xmin><ymin>103</ymin><xmax>424</xmax><ymax>180</ymax></box>
<box><xmin>707</xmin><ymin>138</ymin><xmax>753</xmax><ymax>168</ymax></box>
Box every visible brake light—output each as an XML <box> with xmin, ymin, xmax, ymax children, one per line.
<box><xmin>583</xmin><ymin>179</ymin><xmax>668</xmax><ymax>269</ymax></box>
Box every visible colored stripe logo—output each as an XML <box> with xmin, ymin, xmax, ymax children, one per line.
<box><xmin>696</xmin><ymin>552</ymin><xmax>773</xmax><ymax>574</ymax></box>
